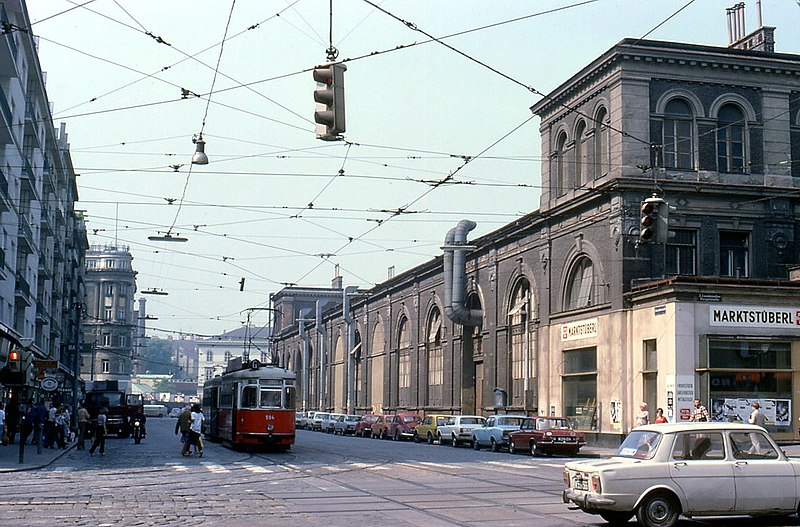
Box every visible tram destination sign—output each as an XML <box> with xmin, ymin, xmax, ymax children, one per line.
<box><xmin>709</xmin><ymin>305</ymin><xmax>800</xmax><ymax>328</ymax></box>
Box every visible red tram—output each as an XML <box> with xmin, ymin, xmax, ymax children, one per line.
<box><xmin>202</xmin><ymin>359</ymin><xmax>296</xmax><ymax>449</ymax></box>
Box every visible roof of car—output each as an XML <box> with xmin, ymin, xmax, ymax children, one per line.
<box><xmin>635</xmin><ymin>422</ymin><xmax>766</xmax><ymax>433</ymax></box>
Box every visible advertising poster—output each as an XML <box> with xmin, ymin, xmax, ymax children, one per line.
<box><xmin>710</xmin><ymin>397</ymin><xmax>790</xmax><ymax>426</ymax></box>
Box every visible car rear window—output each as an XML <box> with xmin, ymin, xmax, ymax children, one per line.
<box><xmin>498</xmin><ymin>417</ymin><xmax>524</xmax><ymax>427</ymax></box>
<box><xmin>461</xmin><ymin>418</ymin><xmax>484</xmax><ymax>425</ymax></box>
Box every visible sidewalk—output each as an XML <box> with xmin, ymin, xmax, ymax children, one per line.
<box><xmin>0</xmin><ymin>438</ymin><xmax>76</xmax><ymax>473</ymax></box>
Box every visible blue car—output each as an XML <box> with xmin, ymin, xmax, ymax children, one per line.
<box><xmin>472</xmin><ymin>415</ymin><xmax>527</xmax><ymax>452</ymax></box>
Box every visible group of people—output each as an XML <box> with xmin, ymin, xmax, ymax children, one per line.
<box><xmin>635</xmin><ymin>398</ymin><xmax>768</xmax><ymax>427</ymax></box>
<box><xmin>175</xmin><ymin>404</ymin><xmax>204</xmax><ymax>457</ymax></box>
<box><xmin>0</xmin><ymin>400</ymin><xmax>76</xmax><ymax>448</ymax></box>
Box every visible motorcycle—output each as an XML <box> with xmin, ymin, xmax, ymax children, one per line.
<box><xmin>131</xmin><ymin>419</ymin><xmax>144</xmax><ymax>444</ymax></box>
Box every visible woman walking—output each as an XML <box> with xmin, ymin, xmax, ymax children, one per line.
<box><xmin>181</xmin><ymin>404</ymin><xmax>204</xmax><ymax>457</ymax></box>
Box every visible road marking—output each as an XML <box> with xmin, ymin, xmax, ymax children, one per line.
<box><xmin>484</xmin><ymin>461</ymin><xmax>533</xmax><ymax>470</ymax></box>
<box><xmin>542</xmin><ymin>463</ymin><xmax>565</xmax><ymax>468</ymax></box>
<box><xmin>201</xmin><ymin>462</ymin><xmax>229</xmax><ymax>473</ymax></box>
<box><xmin>165</xmin><ymin>462</ymin><xmax>188</xmax><ymax>472</ymax></box>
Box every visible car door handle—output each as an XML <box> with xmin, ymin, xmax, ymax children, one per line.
<box><xmin>673</xmin><ymin>462</ymin><xmax>688</xmax><ymax>467</ymax></box>
<box><xmin>735</xmin><ymin>461</ymin><xmax>748</xmax><ymax>466</ymax></box>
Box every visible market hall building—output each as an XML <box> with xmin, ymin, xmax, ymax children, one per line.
<box><xmin>271</xmin><ymin>16</ymin><xmax>800</xmax><ymax>444</ymax></box>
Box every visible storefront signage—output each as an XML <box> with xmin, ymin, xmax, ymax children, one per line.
<box><xmin>711</xmin><ymin>397</ymin><xmax>790</xmax><ymax>426</ymax></box>
<box><xmin>561</xmin><ymin>318</ymin><xmax>598</xmax><ymax>342</ymax></box>
<box><xmin>698</xmin><ymin>293</ymin><xmax>722</xmax><ymax>302</ymax></box>
<box><xmin>667</xmin><ymin>375</ymin><xmax>696</xmax><ymax>421</ymax></box>
<box><xmin>709</xmin><ymin>305</ymin><xmax>800</xmax><ymax>328</ymax></box>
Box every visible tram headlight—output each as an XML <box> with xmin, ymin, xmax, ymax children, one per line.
<box><xmin>267</xmin><ymin>424</ymin><xmax>275</xmax><ymax>432</ymax></box>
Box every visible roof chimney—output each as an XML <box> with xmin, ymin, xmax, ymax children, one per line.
<box><xmin>726</xmin><ymin>1</ymin><xmax>775</xmax><ymax>53</ymax></box>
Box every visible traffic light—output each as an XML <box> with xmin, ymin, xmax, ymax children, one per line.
<box><xmin>8</xmin><ymin>348</ymin><xmax>20</xmax><ymax>372</ymax></box>
<box><xmin>313</xmin><ymin>62</ymin><xmax>346</xmax><ymax>141</ymax></box>
<box><xmin>639</xmin><ymin>198</ymin><xmax>661</xmax><ymax>243</ymax></box>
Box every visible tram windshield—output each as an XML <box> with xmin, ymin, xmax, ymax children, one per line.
<box><xmin>240</xmin><ymin>382</ymin><xmax>295</xmax><ymax>409</ymax></box>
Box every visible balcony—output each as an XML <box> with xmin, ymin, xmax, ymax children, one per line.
<box><xmin>0</xmin><ymin>4</ymin><xmax>16</xmax><ymax>74</ymax></box>
<box><xmin>15</xmin><ymin>272</ymin><xmax>32</xmax><ymax>306</ymax></box>
<box><xmin>24</xmin><ymin>98</ymin><xmax>40</xmax><ymax>143</ymax></box>
<box><xmin>17</xmin><ymin>214</ymin><xmax>35</xmax><ymax>251</ymax></box>
<box><xmin>20</xmin><ymin>158</ymin><xmax>37</xmax><ymax>196</ymax></box>
<box><xmin>0</xmin><ymin>83</ymin><xmax>12</xmax><ymax>144</ymax></box>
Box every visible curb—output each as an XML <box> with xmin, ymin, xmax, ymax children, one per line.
<box><xmin>0</xmin><ymin>443</ymin><xmax>76</xmax><ymax>473</ymax></box>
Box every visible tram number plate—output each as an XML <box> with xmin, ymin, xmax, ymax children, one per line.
<box><xmin>264</xmin><ymin>415</ymin><xmax>275</xmax><ymax>420</ymax></box>
<box><xmin>573</xmin><ymin>477</ymin><xmax>589</xmax><ymax>491</ymax></box>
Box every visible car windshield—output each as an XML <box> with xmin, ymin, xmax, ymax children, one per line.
<box><xmin>497</xmin><ymin>417</ymin><xmax>524</xmax><ymax>427</ymax></box>
<box><xmin>617</xmin><ymin>430</ymin><xmax>662</xmax><ymax>459</ymax></box>
<box><xmin>537</xmin><ymin>418</ymin><xmax>570</xmax><ymax>430</ymax></box>
<box><xmin>346</xmin><ymin>416</ymin><xmax>360</xmax><ymax>422</ymax></box>
<box><xmin>402</xmin><ymin>416</ymin><xmax>417</xmax><ymax>423</ymax></box>
<box><xmin>461</xmin><ymin>417</ymin><xmax>484</xmax><ymax>425</ymax></box>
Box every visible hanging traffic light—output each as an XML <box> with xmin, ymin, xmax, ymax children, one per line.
<box><xmin>640</xmin><ymin>198</ymin><xmax>662</xmax><ymax>243</ymax></box>
<box><xmin>313</xmin><ymin>62</ymin><xmax>346</xmax><ymax>141</ymax></box>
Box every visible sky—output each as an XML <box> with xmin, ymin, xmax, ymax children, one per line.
<box><xmin>23</xmin><ymin>0</ymin><xmax>800</xmax><ymax>337</ymax></box>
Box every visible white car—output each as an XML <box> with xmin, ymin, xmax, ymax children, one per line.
<box><xmin>563</xmin><ymin>422</ymin><xmax>800</xmax><ymax>527</ymax></box>
<box><xmin>437</xmin><ymin>415</ymin><xmax>485</xmax><ymax>447</ymax></box>
<box><xmin>322</xmin><ymin>413</ymin><xmax>345</xmax><ymax>433</ymax></box>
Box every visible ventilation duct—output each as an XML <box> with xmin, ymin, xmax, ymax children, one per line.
<box><xmin>442</xmin><ymin>220</ymin><xmax>482</xmax><ymax>326</ymax></box>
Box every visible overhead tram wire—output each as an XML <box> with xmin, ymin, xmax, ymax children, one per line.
<box><xmin>27</xmin><ymin>0</ymin><xmax>98</xmax><ymax>27</ymax></box>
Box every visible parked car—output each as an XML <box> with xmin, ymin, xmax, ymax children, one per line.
<box><xmin>437</xmin><ymin>415</ymin><xmax>485</xmax><ymax>447</ymax></box>
<box><xmin>301</xmin><ymin>411</ymin><xmax>317</xmax><ymax>429</ymax></box>
<box><xmin>295</xmin><ymin>410</ymin><xmax>306</xmax><ymax>427</ymax></box>
<box><xmin>322</xmin><ymin>413</ymin><xmax>345</xmax><ymax>433</ymax></box>
<box><xmin>371</xmin><ymin>415</ymin><xmax>390</xmax><ymax>439</ymax></box>
<box><xmin>472</xmin><ymin>415</ymin><xmax>527</xmax><ymax>452</ymax></box>
<box><xmin>309</xmin><ymin>412</ymin><xmax>329</xmax><ymax>431</ymax></box>
<box><xmin>355</xmin><ymin>414</ymin><xmax>381</xmax><ymax>438</ymax></box>
<box><xmin>333</xmin><ymin>414</ymin><xmax>361</xmax><ymax>435</ymax></box>
<box><xmin>168</xmin><ymin>407</ymin><xmax>182</xmax><ymax>418</ymax></box>
<box><xmin>413</xmin><ymin>414</ymin><xmax>452</xmax><ymax>444</ymax></box>
<box><xmin>508</xmin><ymin>416</ymin><xmax>586</xmax><ymax>456</ymax></box>
<box><xmin>563</xmin><ymin>422</ymin><xmax>800</xmax><ymax>527</ymax></box>
<box><xmin>386</xmin><ymin>413</ymin><xmax>421</xmax><ymax>441</ymax></box>
<box><xmin>143</xmin><ymin>404</ymin><xmax>167</xmax><ymax>417</ymax></box>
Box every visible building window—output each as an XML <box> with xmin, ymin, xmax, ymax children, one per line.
<box><xmin>719</xmin><ymin>230</ymin><xmax>749</xmax><ymax>277</ymax></box>
<box><xmin>116</xmin><ymin>308</ymin><xmax>125</xmax><ymax>322</ymax></box>
<box><xmin>594</xmin><ymin>107</ymin><xmax>609</xmax><ymax>178</ymax></box>
<box><xmin>104</xmin><ymin>283</ymin><xmax>113</xmax><ymax>296</ymax></box>
<box><xmin>104</xmin><ymin>308</ymin><xmax>113</xmax><ymax>321</ymax></box>
<box><xmin>574</xmin><ymin>120</ymin><xmax>586</xmax><ymax>188</ymax></box>
<box><xmin>118</xmin><ymin>361</ymin><xmax>125</xmax><ymax>374</ymax></box>
<box><xmin>101</xmin><ymin>359</ymin><xmax>110</xmax><ymax>373</ymax></box>
<box><xmin>397</xmin><ymin>316</ymin><xmax>412</xmax><ymax>406</ymax></box>
<box><xmin>663</xmin><ymin>98</ymin><xmax>694</xmax><ymax>169</ymax></box>
<box><xmin>555</xmin><ymin>131</ymin><xmax>568</xmax><ymax>196</ymax></box>
<box><xmin>399</xmin><ymin>353</ymin><xmax>411</xmax><ymax>390</ymax></box>
<box><xmin>102</xmin><ymin>334</ymin><xmax>111</xmax><ymax>346</ymax></box>
<box><xmin>717</xmin><ymin>103</ymin><xmax>746</xmax><ymax>173</ymax></box>
<box><xmin>87</xmin><ymin>260</ymin><xmax>97</xmax><ymax>268</ymax></box>
<box><xmin>106</xmin><ymin>259</ymin><xmax>115</xmax><ymax>269</ymax></box>
<box><xmin>224</xmin><ymin>350</ymin><xmax>231</xmax><ymax>362</ymax></box>
<box><xmin>562</xmin><ymin>347</ymin><xmax>597</xmax><ymax>431</ymax></box>
<box><xmin>565</xmin><ymin>256</ymin><xmax>596</xmax><ymax>310</ymax></box>
<box><xmin>242</xmin><ymin>351</ymin><xmax>249</xmax><ymax>362</ymax></box>
<box><xmin>118</xmin><ymin>335</ymin><xmax>127</xmax><ymax>347</ymax></box>
<box><xmin>205</xmin><ymin>367</ymin><xmax>214</xmax><ymax>381</ymax></box>
<box><xmin>643</xmin><ymin>339</ymin><xmax>658</xmax><ymax>418</ymax></box>
<box><xmin>206</xmin><ymin>350</ymin><xmax>213</xmax><ymax>362</ymax></box>
<box><xmin>119</xmin><ymin>284</ymin><xmax>128</xmax><ymax>296</ymax></box>
<box><xmin>509</xmin><ymin>280</ymin><xmax>534</xmax><ymax>407</ymax></box>
<box><xmin>261</xmin><ymin>351</ymin><xmax>269</xmax><ymax>364</ymax></box>
<box><xmin>426</xmin><ymin>308</ymin><xmax>443</xmax><ymax>406</ymax></box>
<box><xmin>707</xmin><ymin>339</ymin><xmax>792</xmax><ymax>432</ymax></box>
<box><xmin>666</xmin><ymin>229</ymin><xmax>697</xmax><ymax>275</ymax></box>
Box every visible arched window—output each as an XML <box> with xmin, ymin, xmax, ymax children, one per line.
<box><xmin>593</xmin><ymin>107</ymin><xmax>609</xmax><ymax>178</ymax></box>
<box><xmin>426</xmin><ymin>308</ymin><xmax>443</xmax><ymax>407</ymax></box>
<box><xmin>717</xmin><ymin>103</ymin><xmax>746</xmax><ymax>173</ymax></box>
<box><xmin>663</xmin><ymin>98</ymin><xmax>694</xmax><ymax>169</ymax></box>
<box><xmin>508</xmin><ymin>280</ymin><xmax>534</xmax><ymax>408</ymax></box>
<box><xmin>565</xmin><ymin>257</ymin><xmax>596</xmax><ymax>310</ymax></box>
<box><xmin>370</xmin><ymin>321</ymin><xmax>385</xmax><ymax>413</ymax></box>
<box><xmin>555</xmin><ymin>131</ymin><xmax>568</xmax><ymax>196</ymax></box>
<box><xmin>353</xmin><ymin>329</ymin><xmax>362</xmax><ymax>407</ymax></box>
<box><xmin>397</xmin><ymin>316</ymin><xmax>411</xmax><ymax>406</ymax></box>
<box><xmin>575</xmin><ymin>120</ymin><xmax>586</xmax><ymax>187</ymax></box>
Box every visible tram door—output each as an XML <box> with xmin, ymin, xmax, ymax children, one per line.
<box><xmin>231</xmin><ymin>383</ymin><xmax>239</xmax><ymax>440</ymax></box>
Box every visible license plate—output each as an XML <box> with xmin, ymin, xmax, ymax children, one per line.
<box><xmin>555</xmin><ymin>437</ymin><xmax>575</xmax><ymax>443</ymax></box>
<box><xmin>573</xmin><ymin>477</ymin><xmax>589</xmax><ymax>491</ymax></box>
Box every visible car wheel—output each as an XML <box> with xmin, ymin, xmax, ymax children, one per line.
<box><xmin>509</xmin><ymin>440</ymin><xmax>517</xmax><ymax>455</ymax></box>
<box><xmin>394</xmin><ymin>430</ymin><xmax>400</xmax><ymax>441</ymax></box>
<box><xmin>437</xmin><ymin>433</ymin><xmax>444</xmax><ymax>445</ymax></box>
<box><xmin>636</xmin><ymin>492</ymin><xmax>680</xmax><ymax>527</ymax></box>
<box><xmin>473</xmin><ymin>437</ymin><xmax>481</xmax><ymax>450</ymax></box>
<box><xmin>452</xmin><ymin>434</ymin><xmax>459</xmax><ymax>447</ymax></box>
<box><xmin>530</xmin><ymin>442</ymin><xmax>539</xmax><ymax>456</ymax></box>
<box><xmin>413</xmin><ymin>433</ymin><xmax>421</xmax><ymax>443</ymax></box>
<box><xmin>427</xmin><ymin>433</ymin><xmax>434</xmax><ymax>445</ymax></box>
<box><xmin>380</xmin><ymin>429</ymin><xmax>386</xmax><ymax>440</ymax></box>
<box><xmin>490</xmin><ymin>438</ymin><xmax>499</xmax><ymax>452</ymax></box>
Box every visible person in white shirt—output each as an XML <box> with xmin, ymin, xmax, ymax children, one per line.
<box><xmin>0</xmin><ymin>402</ymin><xmax>6</xmax><ymax>444</ymax></box>
<box><xmin>182</xmin><ymin>404</ymin><xmax>204</xmax><ymax>457</ymax></box>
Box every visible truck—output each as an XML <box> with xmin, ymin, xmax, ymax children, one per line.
<box><xmin>84</xmin><ymin>380</ymin><xmax>144</xmax><ymax>438</ymax></box>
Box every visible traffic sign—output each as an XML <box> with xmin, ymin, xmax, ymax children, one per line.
<box><xmin>40</xmin><ymin>376</ymin><xmax>58</xmax><ymax>392</ymax></box>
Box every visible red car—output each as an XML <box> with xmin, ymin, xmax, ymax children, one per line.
<box><xmin>507</xmin><ymin>416</ymin><xmax>586</xmax><ymax>456</ymax></box>
<box><xmin>354</xmin><ymin>414</ymin><xmax>381</xmax><ymax>438</ymax></box>
<box><xmin>386</xmin><ymin>412</ymin><xmax>421</xmax><ymax>441</ymax></box>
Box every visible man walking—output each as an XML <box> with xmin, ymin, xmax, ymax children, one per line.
<box><xmin>175</xmin><ymin>406</ymin><xmax>192</xmax><ymax>449</ymax></box>
<box><xmin>89</xmin><ymin>407</ymin><xmax>107</xmax><ymax>456</ymax></box>
<box><xmin>689</xmin><ymin>399</ymin><xmax>710</xmax><ymax>422</ymax></box>
<box><xmin>76</xmin><ymin>403</ymin><xmax>90</xmax><ymax>450</ymax></box>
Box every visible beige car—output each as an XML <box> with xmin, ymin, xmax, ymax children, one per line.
<box><xmin>563</xmin><ymin>422</ymin><xmax>800</xmax><ymax>527</ymax></box>
<box><xmin>413</xmin><ymin>414</ymin><xmax>452</xmax><ymax>444</ymax></box>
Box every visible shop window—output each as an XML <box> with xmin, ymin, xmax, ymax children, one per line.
<box><xmin>717</xmin><ymin>103</ymin><xmax>746</xmax><ymax>173</ymax></box>
<box><xmin>719</xmin><ymin>230</ymin><xmax>749</xmax><ymax>277</ymax></box>
<box><xmin>710</xmin><ymin>340</ymin><xmax>791</xmax><ymax>369</ymax></box>
<box><xmin>663</xmin><ymin>98</ymin><xmax>695</xmax><ymax>169</ymax></box>
<box><xmin>562</xmin><ymin>347</ymin><xmax>597</xmax><ymax>431</ymax></box>
<box><xmin>565</xmin><ymin>257</ymin><xmax>596</xmax><ymax>310</ymax></box>
<box><xmin>666</xmin><ymin>229</ymin><xmax>697</xmax><ymax>275</ymax></box>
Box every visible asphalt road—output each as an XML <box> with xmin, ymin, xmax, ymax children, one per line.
<box><xmin>2</xmin><ymin>419</ymin><xmax>800</xmax><ymax>527</ymax></box>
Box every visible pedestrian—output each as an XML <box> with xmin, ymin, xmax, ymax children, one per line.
<box><xmin>654</xmin><ymin>407</ymin><xmax>668</xmax><ymax>424</ymax></box>
<box><xmin>44</xmin><ymin>401</ymin><xmax>57</xmax><ymax>448</ymax></box>
<box><xmin>5</xmin><ymin>400</ymin><xmax>18</xmax><ymax>445</ymax></box>
<box><xmin>31</xmin><ymin>401</ymin><xmax>46</xmax><ymax>446</ymax></box>
<box><xmin>635</xmin><ymin>402</ymin><xmax>649</xmax><ymax>427</ymax></box>
<box><xmin>181</xmin><ymin>404</ymin><xmax>204</xmax><ymax>457</ymax></box>
<box><xmin>689</xmin><ymin>399</ymin><xmax>710</xmax><ymax>422</ymax></box>
<box><xmin>0</xmin><ymin>402</ymin><xmax>6</xmax><ymax>445</ymax></box>
<box><xmin>175</xmin><ymin>406</ymin><xmax>192</xmax><ymax>447</ymax></box>
<box><xmin>89</xmin><ymin>407</ymin><xmax>107</xmax><ymax>456</ymax></box>
<box><xmin>748</xmin><ymin>401</ymin><xmax>766</xmax><ymax>427</ymax></box>
<box><xmin>54</xmin><ymin>405</ymin><xmax>67</xmax><ymax>449</ymax></box>
<box><xmin>76</xmin><ymin>403</ymin><xmax>90</xmax><ymax>450</ymax></box>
